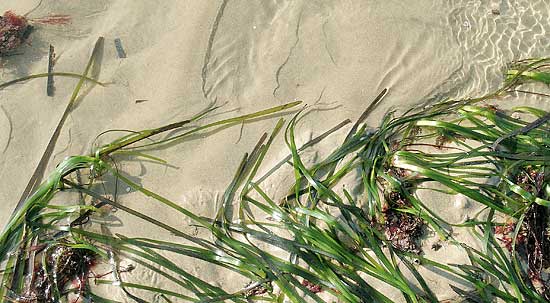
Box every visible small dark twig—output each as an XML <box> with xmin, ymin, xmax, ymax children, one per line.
<box><xmin>508</xmin><ymin>89</ymin><xmax>550</xmax><ymax>98</ymax></box>
<box><xmin>492</xmin><ymin>113</ymin><xmax>550</xmax><ymax>150</ymax></box>
<box><xmin>114</xmin><ymin>38</ymin><xmax>126</xmax><ymax>58</ymax></box>
<box><xmin>46</xmin><ymin>44</ymin><xmax>55</xmax><ymax>96</ymax></box>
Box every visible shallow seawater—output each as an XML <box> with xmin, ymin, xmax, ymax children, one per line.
<box><xmin>1</xmin><ymin>0</ymin><xmax>549</xmax><ymax>302</ymax></box>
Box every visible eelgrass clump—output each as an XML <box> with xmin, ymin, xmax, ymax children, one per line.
<box><xmin>506</xmin><ymin>58</ymin><xmax>550</xmax><ymax>85</ymax></box>
<box><xmin>2</xmin><ymin>51</ymin><xmax>550</xmax><ymax>302</ymax></box>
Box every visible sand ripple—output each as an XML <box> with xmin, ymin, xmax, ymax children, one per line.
<box><xmin>439</xmin><ymin>0</ymin><xmax>550</xmax><ymax>99</ymax></box>
<box><xmin>202</xmin><ymin>0</ymin><xmax>304</xmax><ymax>104</ymax></box>
<box><xmin>203</xmin><ymin>0</ymin><xmax>463</xmax><ymax>114</ymax></box>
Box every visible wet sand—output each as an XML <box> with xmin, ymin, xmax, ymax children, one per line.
<box><xmin>1</xmin><ymin>0</ymin><xmax>549</xmax><ymax>301</ymax></box>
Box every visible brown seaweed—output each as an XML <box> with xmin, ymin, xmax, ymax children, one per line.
<box><xmin>382</xmin><ymin>191</ymin><xmax>425</xmax><ymax>254</ymax></box>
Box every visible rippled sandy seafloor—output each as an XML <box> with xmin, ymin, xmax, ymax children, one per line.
<box><xmin>1</xmin><ymin>0</ymin><xmax>549</xmax><ymax>301</ymax></box>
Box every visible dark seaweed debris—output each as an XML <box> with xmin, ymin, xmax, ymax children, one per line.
<box><xmin>301</xmin><ymin>279</ymin><xmax>323</xmax><ymax>294</ymax></box>
<box><xmin>496</xmin><ymin>205</ymin><xmax>550</xmax><ymax>300</ymax></box>
<box><xmin>495</xmin><ymin>166</ymin><xmax>550</xmax><ymax>300</ymax></box>
<box><xmin>382</xmin><ymin>191</ymin><xmax>425</xmax><ymax>254</ymax></box>
<box><xmin>10</xmin><ymin>246</ymin><xmax>97</xmax><ymax>303</ymax></box>
<box><xmin>0</xmin><ymin>11</ymin><xmax>33</xmax><ymax>56</ymax></box>
<box><xmin>522</xmin><ymin>204</ymin><xmax>550</xmax><ymax>299</ymax></box>
<box><xmin>244</xmin><ymin>281</ymin><xmax>271</xmax><ymax>298</ymax></box>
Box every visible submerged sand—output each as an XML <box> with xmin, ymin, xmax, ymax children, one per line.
<box><xmin>1</xmin><ymin>0</ymin><xmax>550</xmax><ymax>301</ymax></box>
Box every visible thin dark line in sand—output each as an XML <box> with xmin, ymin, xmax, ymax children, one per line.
<box><xmin>201</xmin><ymin>0</ymin><xmax>230</xmax><ymax>100</ymax></box>
<box><xmin>314</xmin><ymin>86</ymin><xmax>326</xmax><ymax>105</ymax></box>
<box><xmin>24</xmin><ymin>0</ymin><xmax>44</xmax><ymax>17</ymax></box>
<box><xmin>235</xmin><ymin>121</ymin><xmax>245</xmax><ymax>144</ymax></box>
<box><xmin>51</xmin><ymin>128</ymin><xmax>72</xmax><ymax>162</ymax></box>
<box><xmin>0</xmin><ymin>105</ymin><xmax>12</xmax><ymax>154</ymax></box>
<box><xmin>272</xmin><ymin>10</ymin><xmax>303</xmax><ymax>98</ymax></box>
<box><xmin>322</xmin><ymin>19</ymin><xmax>336</xmax><ymax>66</ymax></box>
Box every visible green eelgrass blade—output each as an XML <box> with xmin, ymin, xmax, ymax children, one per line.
<box><xmin>13</xmin><ymin>37</ymin><xmax>105</xmax><ymax>217</ymax></box>
<box><xmin>94</xmin><ymin>280</ymin><xmax>197</xmax><ymax>302</ymax></box>
<box><xmin>253</xmin><ymin>118</ymin><xmax>351</xmax><ymax>186</ymax></box>
<box><xmin>0</xmin><ymin>72</ymin><xmax>106</xmax><ymax>90</ymax></box>
<box><xmin>130</xmin><ymin>101</ymin><xmax>303</xmax><ymax>150</ymax></box>
<box><xmin>506</xmin><ymin>70</ymin><xmax>550</xmax><ymax>84</ymax></box>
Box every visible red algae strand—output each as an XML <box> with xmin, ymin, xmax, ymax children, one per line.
<box><xmin>0</xmin><ymin>11</ymin><xmax>32</xmax><ymax>55</ymax></box>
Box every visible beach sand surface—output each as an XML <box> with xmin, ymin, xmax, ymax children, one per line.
<box><xmin>1</xmin><ymin>0</ymin><xmax>550</xmax><ymax>301</ymax></box>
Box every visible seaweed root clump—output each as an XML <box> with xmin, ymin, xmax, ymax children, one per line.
<box><xmin>14</xmin><ymin>246</ymin><xmax>97</xmax><ymax>303</ymax></box>
<box><xmin>382</xmin><ymin>191</ymin><xmax>425</xmax><ymax>254</ymax></box>
<box><xmin>495</xmin><ymin>166</ymin><xmax>550</xmax><ymax>300</ymax></box>
<box><xmin>522</xmin><ymin>204</ymin><xmax>550</xmax><ymax>300</ymax></box>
